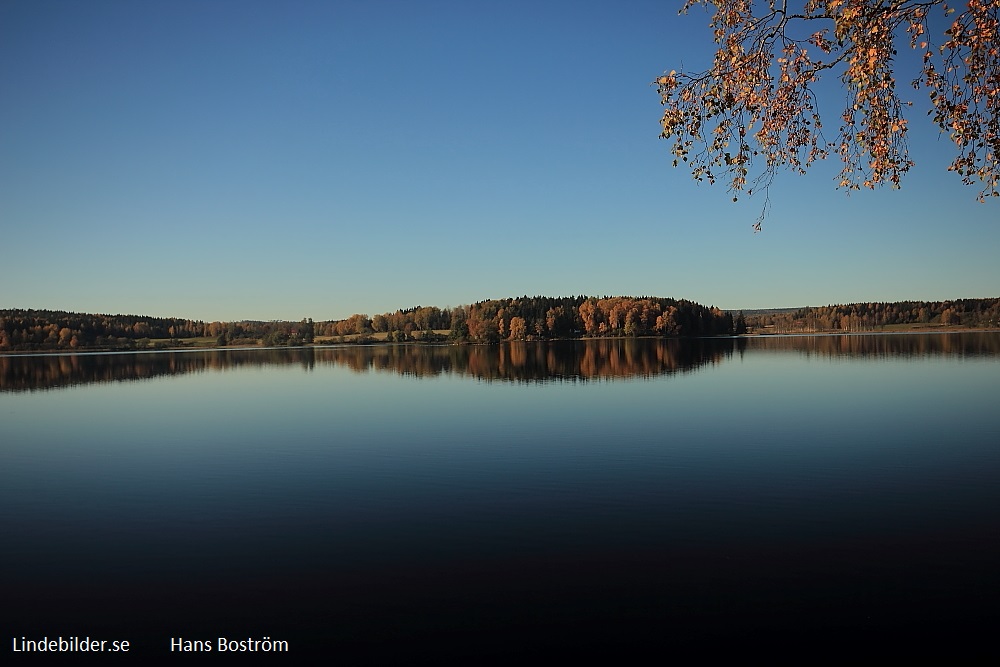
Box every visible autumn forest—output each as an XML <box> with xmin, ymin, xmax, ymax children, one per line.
<box><xmin>1</xmin><ymin>295</ymin><xmax>998</xmax><ymax>352</ymax></box>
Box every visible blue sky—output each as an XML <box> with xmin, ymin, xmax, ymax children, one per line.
<box><xmin>2</xmin><ymin>0</ymin><xmax>997</xmax><ymax>322</ymax></box>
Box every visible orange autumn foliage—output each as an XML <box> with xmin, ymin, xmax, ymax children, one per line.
<box><xmin>656</xmin><ymin>0</ymin><xmax>999</xmax><ymax>229</ymax></box>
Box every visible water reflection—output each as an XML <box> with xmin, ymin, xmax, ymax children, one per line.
<box><xmin>748</xmin><ymin>331</ymin><xmax>1000</xmax><ymax>358</ymax></box>
<box><xmin>2</xmin><ymin>332</ymin><xmax>999</xmax><ymax>659</ymax></box>
<box><xmin>2</xmin><ymin>333</ymin><xmax>998</xmax><ymax>392</ymax></box>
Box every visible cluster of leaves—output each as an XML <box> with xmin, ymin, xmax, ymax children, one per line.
<box><xmin>656</xmin><ymin>0</ymin><xmax>999</xmax><ymax>228</ymax></box>
<box><xmin>916</xmin><ymin>0</ymin><xmax>1000</xmax><ymax>199</ymax></box>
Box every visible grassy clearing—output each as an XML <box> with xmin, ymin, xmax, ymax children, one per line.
<box><xmin>877</xmin><ymin>323</ymin><xmax>947</xmax><ymax>332</ymax></box>
<box><xmin>315</xmin><ymin>330</ymin><xmax>451</xmax><ymax>344</ymax></box>
<box><xmin>149</xmin><ymin>337</ymin><xmax>219</xmax><ymax>348</ymax></box>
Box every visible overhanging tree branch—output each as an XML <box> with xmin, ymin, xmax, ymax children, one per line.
<box><xmin>656</xmin><ymin>0</ymin><xmax>999</xmax><ymax>229</ymax></box>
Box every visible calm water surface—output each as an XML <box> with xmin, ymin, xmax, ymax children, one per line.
<box><xmin>2</xmin><ymin>335</ymin><xmax>999</xmax><ymax>660</ymax></box>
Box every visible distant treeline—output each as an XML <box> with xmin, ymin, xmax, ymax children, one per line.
<box><xmin>744</xmin><ymin>298</ymin><xmax>1000</xmax><ymax>333</ymax></box>
<box><xmin>0</xmin><ymin>310</ymin><xmax>204</xmax><ymax>351</ymax></box>
<box><xmin>3</xmin><ymin>296</ymin><xmax>997</xmax><ymax>352</ymax></box>
<box><xmin>0</xmin><ymin>297</ymin><xmax>734</xmax><ymax>352</ymax></box>
<box><xmin>0</xmin><ymin>309</ymin><xmax>316</xmax><ymax>351</ymax></box>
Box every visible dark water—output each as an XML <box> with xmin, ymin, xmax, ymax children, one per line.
<box><xmin>2</xmin><ymin>335</ymin><xmax>999</xmax><ymax>661</ymax></box>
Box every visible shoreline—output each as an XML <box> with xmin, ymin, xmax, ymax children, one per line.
<box><xmin>745</xmin><ymin>326</ymin><xmax>1000</xmax><ymax>336</ymax></box>
<box><xmin>3</xmin><ymin>327</ymin><xmax>999</xmax><ymax>357</ymax></box>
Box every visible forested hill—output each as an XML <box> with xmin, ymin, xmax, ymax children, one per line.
<box><xmin>372</xmin><ymin>295</ymin><xmax>734</xmax><ymax>342</ymax></box>
<box><xmin>0</xmin><ymin>296</ymin><xmax>732</xmax><ymax>351</ymax></box>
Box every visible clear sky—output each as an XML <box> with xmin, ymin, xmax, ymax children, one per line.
<box><xmin>2</xmin><ymin>0</ymin><xmax>997</xmax><ymax>322</ymax></box>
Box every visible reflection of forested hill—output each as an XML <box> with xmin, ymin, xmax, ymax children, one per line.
<box><xmin>324</xmin><ymin>339</ymin><xmax>728</xmax><ymax>382</ymax></box>
<box><xmin>1</xmin><ymin>340</ymin><xmax>729</xmax><ymax>392</ymax></box>
<box><xmin>3</xmin><ymin>334</ymin><xmax>998</xmax><ymax>393</ymax></box>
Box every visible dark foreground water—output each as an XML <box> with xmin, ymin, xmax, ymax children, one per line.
<box><xmin>2</xmin><ymin>335</ymin><xmax>999</xmax><ymax>661</ymax></box>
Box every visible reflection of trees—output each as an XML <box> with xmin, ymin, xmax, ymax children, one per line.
<box><xmin>2</xmin><ymin>333</ymin><xmax>997</xmax><ymax>392</ymax></box>
<box><xmin>329</xmin><ymin>339</ymin><xmax>727</xmax><ymax>382</ymax></box>
<box><xmin>0</xmin><ymin>349</ymin><xmax>318</xmax><ymax>393</ymax></box>
<box><xmin>747</xmin><ymin>333</ymin><xmax>1000</xmax><ymax>359</ymax></box>
<box><xmin>0</xmin><ymin>341</ymin><xmax>726</xmax><ymax>392</ymax></box>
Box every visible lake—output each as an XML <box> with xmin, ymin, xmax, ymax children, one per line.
<box><xmin>2</xmin><ymin>334</ymin><xmax>999</xmax><ymax>660</ymax></box>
